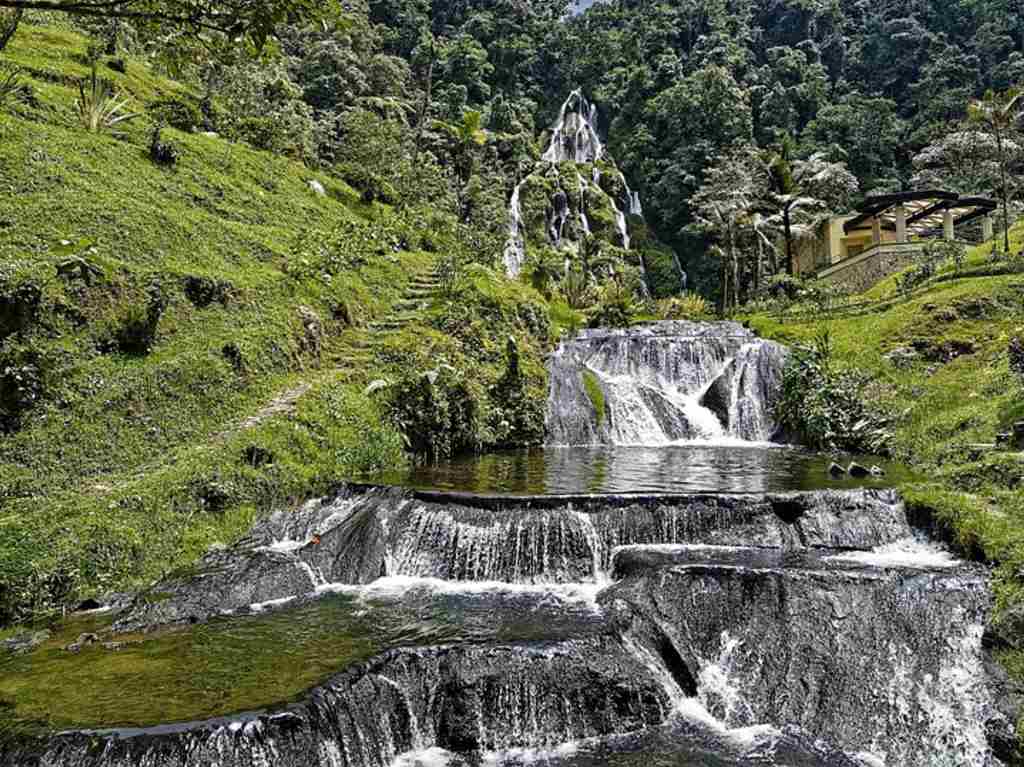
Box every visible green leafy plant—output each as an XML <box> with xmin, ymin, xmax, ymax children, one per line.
<box><xmin>0</xmin><ymin>61</ymin><xmax>22</xmax><ymax>109</ymax></box>
<box><xmin>776</xmin><ymin>330</ymin><xmax>893</xmax><ymax>453</ymax></box>
<box><xmin>114</xmin><ymin>282</ymin><xmax>167</xmax><ymax>355</ymax></box>
<box><xmin>658</xmin><ymin>292</ymin><xmax>710</xmax><ymax>320</ymax></box>
<box><xmin>587</xmin><ymin>280</ymin><xmax>636</xmax><ymax>328</ymax></box>
<box><xmin>562</xmin><ymin>266</ymin><xmax>595</xmax><ymax>310</ymax></box>
<box><xmin>77</xmin><ymin>63</ymin><xmax>140</xmax><ymax>135</ymax></box>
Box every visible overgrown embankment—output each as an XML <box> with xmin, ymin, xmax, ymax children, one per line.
<box><xmin>0</xmin><ymin>25</ymin><xmax>551</xmax><ymax>626</ymax></box>
<box><xmin>748</xmin><ymin>227</ymin><xmax>1024</xmax><ymax>738</ymax></box>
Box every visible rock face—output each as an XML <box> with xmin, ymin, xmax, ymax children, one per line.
<box><xmin>116</xmin><ymin>485</ymin><xmax>912</xmax><ymax>630</ymax></box>
<box><xmin>503</xmin><ymin>90</ymin><xmax>645</xmax><ymax>282</ymax></box>
<box><xmin>603</xmin><ymin>547</ymin><xmax>1008</xmax><ymax>766</ymax></box>
<box><xmin>4</xmin><ymin>638</ymin><xmax>668</xmax><ymax>767</ymax></box>
<box><xmin>546</xmin><ymin>321</ymin><xmax>789</xmax><ymax>446</ymax></box>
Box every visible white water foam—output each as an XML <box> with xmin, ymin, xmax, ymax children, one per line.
<box><xmin>390</xmin><ymin>746</ymin><xmax>454</xmax><ymax>767</ymax></box>
<box><xmin>826</xmin><ymin>537</ymin><xmax>961</xmax><ymax>569</ymax></box>
<box><xmin>315</xmin><ymin>576</ymin><xmax>604</xmax><ymax>609</ymax></box>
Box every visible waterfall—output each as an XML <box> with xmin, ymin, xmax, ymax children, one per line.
<box><xmin>503</xmin><ymin>180</ymin><xmax>527</xmax><ymax>278</ymax></box>
<box><xmin>546</xmin><ymin>321</ymin><xmax>789</xmax><ymax>447</ymax></box>
<box><xmin>542</xmin><ymin>90</ymin><xmax>604</xmax><ymax>164</ymax></box>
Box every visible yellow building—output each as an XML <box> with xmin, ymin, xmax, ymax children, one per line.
<box><xmin>796</xmin><ymin>191</ymin><xmax>997</xmax><ymax>290</ymax></box>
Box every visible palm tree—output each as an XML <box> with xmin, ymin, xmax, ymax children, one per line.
<box><xmin>969</xmin><ymin>88</ymin><xmax>1023</xmax><ymax>254</ymax></box>
<box><xmin>438</xmin><ymin>109</ymin><xmax>487</xmax><ymax>184</ymax></box>
<box><xmin>766</xmin><ymin>145</ymin><xmax>825</xmax><ymax>275</ymax></box>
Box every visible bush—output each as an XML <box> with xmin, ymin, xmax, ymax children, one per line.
<box><xmin>146</xmin><ymin>96</ymin><xmax>201</xmax><ymax>132</ymax></box>
<box><xmin>335</xmin><ymin>161</ymin><xmax>397</xmax><ymax>204</ymax></box>
<box><xmin>776</xmin><ymin>330</ymin><xmax>893</xmax><ymax>453</ymax></box>
<box><xmin>0</xmin><ymin>341</ymin><xmax>43</xmax><ymax>433</ymax></box>
<box><xmin>587</xmin><ymin>281</ymin><xmax>636</xmax><ymax>328</ymax></box>
<box><xmin>182</xmin><ymin>275</ymin><xmax>233</xmax><ymax>307</ymax></box>
<box><xmin>115</xmin><ymin>282</ymin><xmax>167</xmax><ymax>355</ymax></box>
<box><xmin>148</xmin><ymin>124</ymin><xmax>179</xmax><ymax>167</ymax></box>
<box><xmin>386</xmin><ymin>365</ymin><xmax>483</xmax><ymax>459</ymax></box>
<box><xmin>896</xmin><ymin>260</ymin><xmax>935</xmax><ymax>298</ymax></box>
<box><xmin>1010</xmin><ymin>337</ymin><xmax>1024</xmax><ymax>385</ymax></box>
<box><xmin>658</xmin><ymin>292</ymin><xmax>710</xmax><ymax>320</ymax></box>
<box><xmin>76</xmin><ymin>63</ymin><xmax>140</xmax><ymax>135</ymax></box>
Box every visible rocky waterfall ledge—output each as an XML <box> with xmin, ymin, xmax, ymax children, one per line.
<box><xmin>3</xmin><ymin>484</ymin><xmax>1017</xmax><ymax>767</ymax></box>
<box><xmin>545</xmin><ymin>321</ymin><xmax>789</xmax><ymax>446</ymax></box>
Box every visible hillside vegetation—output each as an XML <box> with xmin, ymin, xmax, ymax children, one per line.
<box><xmin>748</xmin><ymin>227</ymin><xmax>1024</xmax><ymax>734</ymax></box>
<box><xmin>0</xmin><ymin>24</ymin><xmax>550</xmax><ymax>625</ymax></box>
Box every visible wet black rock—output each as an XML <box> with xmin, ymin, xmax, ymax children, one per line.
<box><xmin>4</xmin><ymin>637</ymin><xmax>669</xmax><ymax>767</ymax></box>
<box><xmin>603</xmin><ymin>546</ymin><xmax>1003</xmax><ymax>766</ymax></box>
<box><xmin>847</xmin><ymin>462</ymin><xmax>870</xmax><ymax>478</ymax></box>
<box><xmin>828</xmin><ymin>462</ymin><xmax>846</xmax><ymax>477</ymax></box>
<box><xmin>116</xmin><ymin>486</ymin><xmax>915</xmax><ymax>631</ymax></box>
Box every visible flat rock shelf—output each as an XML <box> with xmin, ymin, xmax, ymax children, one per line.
<box><xmin>1</xmin><ymin>483</ymin><xmax>1017</xmax><ymax>767</ymax></box>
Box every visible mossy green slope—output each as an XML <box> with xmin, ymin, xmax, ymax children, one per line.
<box><xmin>0</xmin><ymin>25</ymin><xmax>550</xmax><ymax>624</ymax></box>
<box><xmin>748</xmin><ymin>228</ymin><xmax>1024</xmax><ymax>739</ymax></box>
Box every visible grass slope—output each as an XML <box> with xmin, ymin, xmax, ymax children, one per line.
<box><xmin>0</xmin><ymin>24</ymin><xmax>552</xmax><ymax>624</ymax></box>
<box><xmin>748</xmin><ymin>228</ymin><xmax>1024</xmax><ymax>740</ymax></box>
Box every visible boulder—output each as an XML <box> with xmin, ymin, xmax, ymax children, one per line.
<box><xmin>307</xmin><ymin>179</ymin><xmax>326</xmax><ymax>197</ymax></box>
<box><xmin>828</xmin><ymin>462</ymin><xmax>847</xmax><ymax>478</ymax></box>
<box><xmin>847</xmin><ymin>462</ymin><xmax>870</xmax><ymax>478</ymax></box>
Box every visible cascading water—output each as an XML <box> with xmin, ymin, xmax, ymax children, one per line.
<box><xmin>546</xmin><ymin>321</ymin><xmax>789</xmax><ymax>447</ymax></box>
<box><xmin>502</xmin><ymin>89</ymin><xmax>650</xmax><ymax>292</ymax></box>
<box><xmin>9</xmin><ymin>328</ymin><xmax>1013</xmax><ymax>767</ymax></box>
<box><xmin>503</xmin><ymin>180</ymin><xmax>527</xmax><ymax>278</ymax></box>
<box><xmin>542</xmin><ymin>90</ymin><xmax>604</xmax><ymax>164</ymax></box>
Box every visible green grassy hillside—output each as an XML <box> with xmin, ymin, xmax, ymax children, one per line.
<box><xmin>0</xmin><ymin>24</ymin><xmax>551</xmax><ymax>625</ymax></box>
<box><xmin>748</xmin><ymin>228</ymin><xmax>1024</xmax><ymax>737</ymax></box>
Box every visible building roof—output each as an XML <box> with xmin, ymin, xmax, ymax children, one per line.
<box><xmin>844</xmin><ymin>190</ymin><xmax>996</xmax><ymax>236</ymax></box>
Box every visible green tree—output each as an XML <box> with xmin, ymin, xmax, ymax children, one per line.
<box><xmin>0</xmin><ymin>0</ymin><xmax>338</xmax><ymax>48</ymax></box>
<box><xmin>968</xmin><ymin>87</ymin><xmax>1024</xmax><ymax>253</ymax></box>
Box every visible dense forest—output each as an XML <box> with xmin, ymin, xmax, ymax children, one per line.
<box><xmin>5</xmin><ymin>0</ymin><xmax>1021</xmax><ymax>301</ymax></box>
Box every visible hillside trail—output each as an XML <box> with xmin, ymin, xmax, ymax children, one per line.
<box><xmin>87</xmin><ymin>261</ymin><xmax>441</xmax><ymax>496</ymax></box>
<box><xmin>225</xmin><ymin>260</ymin><xmax>443</xmax><ymax>437</ymax></box>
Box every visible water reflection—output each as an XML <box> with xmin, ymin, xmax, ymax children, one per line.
<box><xmin>381</xmin><ymin>446</ymin><xmax>911</xmax><ymax>495</ymax></box>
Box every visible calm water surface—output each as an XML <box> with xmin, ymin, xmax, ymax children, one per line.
<box><xmin>377</xmin><ymin>445</ymin><xmax>914</xmax><ymax>495</ymax></box>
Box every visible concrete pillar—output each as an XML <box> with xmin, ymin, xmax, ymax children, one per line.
<box><xmin>943</xmin><ymin>208</ymin><xmax>955</xmax><ymax>241</ymax></box>
<box><xmin>982</xmin><ymin>215</ymin><xmax>994</xmax><ymax>242</ymax></box>
<box><xmin>895</xmin><ymin>205</ymin><xmax>907</xmax><ymax>243</ymax></box>
<box><xmin>871</xmin><ymin>216</ymin><xmax>882</xmax><ymax>245</ymax></box>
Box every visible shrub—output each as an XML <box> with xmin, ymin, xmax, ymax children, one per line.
<box><xmin>115</xmin><ymin>282</ymin><xmax>167</xmax><ymax>355</ymax></box>
<box><xmin>0</xmin><ymin>62</ymin><xmax>22</xmax><ymax>109</ymax></box>
<box><xmin>776</xmin><ymin>330</ymin><xmax>893</xmax><ymax>453</ymax></box>
<box><xmin>146</xmin><ymin>96</ymin><xmax>202</xmax><ymax>132</ymax></box>
<box><xmin>148</xmin><ymin>124</ymin><xmax>179</xmax><ymax>167</ymax></box>
<box><xmin>0</xmin><ymin>341</ymin><xmax>43</xmax><ymax>433</ymax></box>
<box><xmin>896</xmin><ymin>260</ymin><xmax>935</xmax><ymax>298</ymax></box>
<box><xmin>1010</xmin><ymin>337</ymin><xmax>1024</xmax><ymax>385</ymax></box>
<box><xmin>335</xmin><ymin>162</ymin><xmax>398</xmax><ymax>205</ymax></box>
<box><xmin>77</xmin><ymin>63</ymin><xmax>140</xmax><ymax>135</ymax></box>
<box><xmin>562</xmin><ymin>266</ymin><xmax>595</xmax><ymax>310</ymax></box>
<box><xmin>658</xmin><ymin>292</ymin><xmax>710</xmax><ymax>320</ymax></box>
<box><xmin>587</xmin><ymin>281</ymin><xmax>635</xmax><ymax>328</ymax></box>
<box><xmin>386</xmin><ymin>365</ymin><xmax>483</xmax><ymax>459</ymax></box>
<box><xmin>182</xmin><ymin>275</ymin><xmax>233</xmax><ymax>307</ymax></box>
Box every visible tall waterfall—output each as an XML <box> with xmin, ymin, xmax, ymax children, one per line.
<box><xmin>541</xmin><ymin>89</ymin><xmax>604</xmax><ymax>164</ymax></box>
<box><xmin>502</xmin><ymin>89</ymin><xmax>649</xmax><ymax>285</ymax></box>
<box><xmin>546</xmin><ymin>321</ymin><xmax>789</xmax><ymax>446</ymax></box>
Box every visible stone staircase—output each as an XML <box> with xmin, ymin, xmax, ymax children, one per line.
<box><xmin>333</xmin><ymin>263</ymin><xmax>441</xmax><ymax>373</ymax></box>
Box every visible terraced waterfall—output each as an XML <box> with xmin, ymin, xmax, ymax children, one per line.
<box><xmin>3</xmin><ymin>323</ymin><xmax>1017</xmax><ymax>767</ymax></box>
